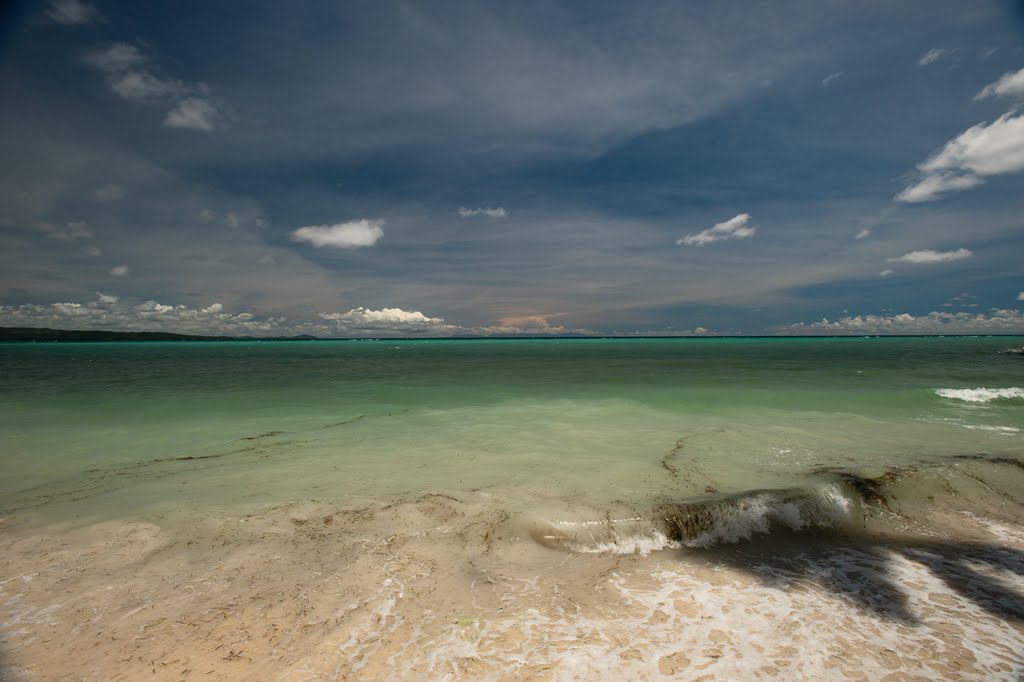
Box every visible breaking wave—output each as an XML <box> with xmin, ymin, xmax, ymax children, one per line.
<box><xmin>528</xmin><ymin>484</ymin><xmax>857</xmax><ymax>554</ymax></box>
<box><xmin>934</xmin><ymin>387</ymin><xmax>1024</xmax><ymax>403</ymax></box>
<box><xmin>527</xmin><ymin>457</ymin><xmax>1024</xmax><ymax>555</ymax></box>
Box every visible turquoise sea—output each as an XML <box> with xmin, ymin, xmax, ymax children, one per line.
<box><xmin>2</xmin><ymin>336</ymin><xmax>1022</xmax><ymax>526</ymax></box>
<box><xmin>1</xmin><ymin>337</ymin><xmax>1023</xmax><ymax>679</ymax></box>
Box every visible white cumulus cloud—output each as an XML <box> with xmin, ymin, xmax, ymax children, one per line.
<box><xmin>896</xmin><ymin>112</ymin><xmax>1024</xmax><ymax>202</ymax></box>
<box><xmin>772</xmin><ymin>309</ymin><xmax>1024</xmax><ymax>335</ymax></box>
<box><xmin>136</xmin><ymin>300</ymin><xmax>174</xmax><ymax>314</ymax></box>
<box><xmin>291</xmin><ymin>219</ymin><xmax>384</xmax><ymax>249</ymax></box>
<box><xmin>0</xmin><ymin>297</ymin><xmax>594</xmax><ymax>338</ymax></box>
<box><xmin>890</xmin><ymin>248</ymin><xmax>972</xmax><ymax>264</ymax></box>
<box><xmin>458</xmin><ymin>206</ymin><xmax>508</xmax><ymax>218</ymax></box>
<box><xmin>318</xmin><ymin>307</ymin><xmax>453</xmax><ymax>335</ymax></box>
<box><xmin>975</xmin><ymin>66</ymin><xmax>1024</xmax><ymax>101</ymax></box>
<box><xmin>920</xmin><ymin>113</ymin><xmax>1024</xmax><ymax>176</ymax></box>
<box><xmin>0</xmin><ymin>298</ymin><xmax>288</xmax><ymax>336</ymax></box>
<box><xmin>677</xmin><ymin>213</ymin><xmax>755</xmax><ymax>247</ymax></box>
<box><xmin>1018</xmin><ymin>292</ymin><xmax>1024</xmax><ymax>301</ymax></box>
<box><xmin>163</xmin><ymin>97</ymin><xmax>219</xmax><ymax>131</ymax></box>
<box><xmin>47</xmin><ymin>0</ymin><xmax>103</xmax><ymax>25</ymax></box>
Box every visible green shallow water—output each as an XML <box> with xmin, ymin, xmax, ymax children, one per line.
<box><xmin>2</xmin><ymin>337</ymin><xmax>1023</xmax><ymax>527</ymax></box>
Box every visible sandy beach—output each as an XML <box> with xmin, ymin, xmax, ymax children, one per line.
<box><xmin>3</xmin><ymin>462</ymin><xmax>1024</xmax><ymax>680</ymax></box>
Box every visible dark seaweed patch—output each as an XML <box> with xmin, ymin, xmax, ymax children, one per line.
<box><xmin>661</xmin><ymin>438</ymin><xmax>684</xmax><ymax>479</ymax></box>
<box><xmin>812</xmin><ymin>467</ymin><xmax>907</xmax><ymax>510</ymax></box>
<box><xmin>655</xmin><ymin>501</ymin><xmax>721</xmax><ymax>542</ymax></box>
<box><xmin>240</xmin><ymin>431</ymin><xmax>285</xmax><ymax>441</ymax></box>
<box><xmin>151</xmin><ymin>453</ymin><xmax>228</xmax><ymax>463</ymax></box>
<box><xmin>317</xmin><ymin>415</ymin><xmax>366</xmax><ymax>430</ymax></box>
<box><xmin>953</xmin><ymin>454</ymin><xmax>1024</xmax><ymax>470</ymax></box>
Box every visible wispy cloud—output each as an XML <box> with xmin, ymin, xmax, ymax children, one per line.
<box><xmin>47</xmin><ymin>0</ymin><xmax>103</xmax><ymax>25</ymax></box>
<box><xmin>677</xmin><ymin>213</ymin><xmax>755</xmax><ymax>247</ymax></box>
<box><xmin>895</xmin><ymin>172</ymin><xmax>983</xmax><ymax>203</ymax></box>
<box><xmin>941</xmin><ymin>292</ymin><xmax>977</xmax><ymax>308</ymax></box>
<box><xmin>896</xmin><ymin>112</ymin><xmax>1024</xmax><ymax>202</ymax></box>
<box><xmin>772</xmin><ymin>309</ymin><xmax>1024</xmax><ymax>335</ymax></box>
<box><xmin>879</xmin><ymin>269</ymin><xmax>895</xmax><ymax>277</ymax></box>
<box><xmin>291</xmin><ymin>219</ymin><xmax>384</xmax><ymax>249</ymax></box>
<box><xmin>458</xmin><ymin>207</ymin><xmax>507</xmax><ymax>218</ymax></box>
<box><xmin>890</xmin><ymin>248</ymin><xmax>972</xmax><ymax>264</ymax></box>
<box><xmin>39</xmin><ymin>220</ymin><xmax>93</xmax><ymax>241</ymax></box>
<box><xmin>975</xmin><ymin>66</ymin><xmax>1024</xmax><ymax>101</ymax></box>
<box><xmin>497</xmin><ymin>314</ymin><xmax>563</xmax><ymax>332</ymax></box>
<box><xmin>109</xmin><ymin>265</ymin><xmax>129</xmax><ymax>276</ymax></box>
<box><xmin>821</xmin><ymin>71</ymin><xmax>843</xmax><ymax>87</ymax></box>
<box><xmin>108</xmin><ymin>71</ymin><xmax>189</xmax><ymax>104</ymax></box>
<box><xmin>917</xmin><ymin>48</ymin><xmax>953</xmax><ymax>67</ymax></box>
<box><xmin>855</xmin><ymin>228</ymin><xmax>872</xmax><ymax>240</ymax></box>
<box><xmin>84</xmin><ymin>43</ymin><xmax>146</xmax><ymax>74</ymax></box>
<box><xmin>83</xmin><ymin>43</ymin><xmax>220</xmax><ymax>131</ymax></box>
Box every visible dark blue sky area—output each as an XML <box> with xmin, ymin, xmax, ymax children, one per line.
<box><xmin>1</xmin><ymin>1</ymin><xmax>1022</xmax><ymax>336</ymax></box>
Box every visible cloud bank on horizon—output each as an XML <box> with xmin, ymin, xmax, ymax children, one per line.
<box><xmin>1</xmin><ymin>1</ymin><xmax>1022</xmax><ymax>336</ymax></box>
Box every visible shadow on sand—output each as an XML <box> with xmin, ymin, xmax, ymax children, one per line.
<box><xmin>701</xmin><ymin>530</ymin><xmax>1024</xmax><ymax>625</ymax></box>
<box><xmin>0</xmin><ymin>651</ymin><xmax>28</xmax><ymax>682</ymax></box>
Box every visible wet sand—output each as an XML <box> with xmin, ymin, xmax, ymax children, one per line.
<box><xmin>2</xmin><ymin>490</ymin><xmax>1023</xmax><ymax>681</ymax></box>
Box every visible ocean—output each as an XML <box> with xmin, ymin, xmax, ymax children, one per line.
<box><xmin>1</xmin><ymin>337</ymin><xmax>1023</xmax><ymax>679</ymax></box>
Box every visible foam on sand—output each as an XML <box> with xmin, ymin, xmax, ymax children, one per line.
<box><xmin>2</xmin><ymin>491</ymin><xmax>1023</xmax><ymax>680</ymax></box>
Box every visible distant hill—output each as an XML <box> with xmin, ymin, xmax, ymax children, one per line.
<box><xmin>0</xmin><ymin>327</ymin><xmax>319</xmax><ymax>342</ymax></box>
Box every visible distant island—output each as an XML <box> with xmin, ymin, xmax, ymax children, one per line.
<box><xmin>0</xmin><ymin>327</ymin><xmax>319</xmax><ymax>342</ymax></box>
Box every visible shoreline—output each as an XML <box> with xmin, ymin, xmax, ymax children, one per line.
<box><xmin>3</xmin><ymin>461</ymin><xmax>1024</xmax><ymax>680</ymax></box>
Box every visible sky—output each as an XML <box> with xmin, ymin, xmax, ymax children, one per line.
<box><xmin>1</xmin><ymin>0</ymin><xmax>1023</xmax><ymax>337</ymax></box>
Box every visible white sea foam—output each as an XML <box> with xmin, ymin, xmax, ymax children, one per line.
<box><xmin>915</xmin><ymin>414</ymin><xmax>1020</xmax><ymax>433</ymax></box>
<box><xmin>960</xmin><ymin>424</ymin><xmax>1020</xmax><ymax>433</ymax></box>
<box><xmin>683</xmin><ymin>484</ymin><xmax>854</xmax><ymax>548</ymax></box>
<box><xmin>935</xmin><ymin>387</ymin><xmax>1024</xmax><ymax>403</ymax></box>
<box><xmin>531</xmin><ymin>516</ymin><xmax>681</xmax><ymax>555</ymax></box>
<box><xmin>568</xmin><ymin>530</ymin><xmax>681</xmax><ymax>556</ymax></box>
<box><xmin>531</xmin><ymin>485</ymin><xmax>857</xmax><ymax>554</ymax></box>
